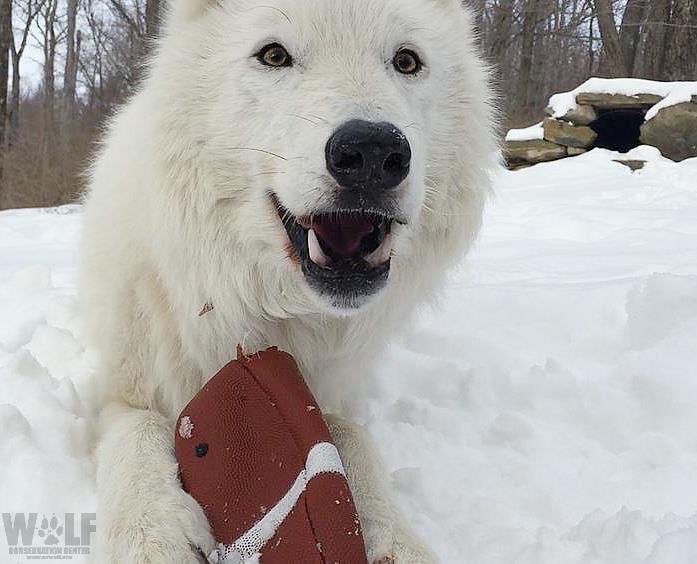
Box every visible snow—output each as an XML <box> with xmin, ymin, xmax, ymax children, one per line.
<box><xmin>2</xmin><ymin>147</ymin><xmax>697</xmax><ymax>563</ymax></box>
<box><xmin>506</xmin><ymin>122</ymin><xmax>544</xmax><ymax>142</ymax></box>
<box><xmin>548</xmin><ymin>77</ymin><xmax>697</xmax><ymax>121</ymax></box>
<box><xmin>645</xmin><ymin>83</ymin><xmax>697</xmax><ymax>120</ymax></box>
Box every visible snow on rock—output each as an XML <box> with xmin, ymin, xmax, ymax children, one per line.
<box><xmin>505</xmin><ymin>122</ymin><xmax>544</xmax><ymax>142</ymax></box>
<box><xmin>1</xmin><ymin>147</ymin><xmax>697</xmax><ymax>563</ymax></box>
<box><xmin>645</xmin><ymin>82</ymin><xmax>697</xmax><ymax>120</ymax></box>
<box><xmin>548</xmin><ymin>77</ymin><xmax>697</xmax><ymax>120</ymax></box>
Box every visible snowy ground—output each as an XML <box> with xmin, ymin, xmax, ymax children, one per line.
<box><xmin>1</xmin><ymin>147</ymin><xmax>697</xmax><ymax>564</ymax></box>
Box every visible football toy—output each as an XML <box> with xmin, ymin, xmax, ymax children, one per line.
<box><xmin>175</xmin><ymin>347</ymin><xmax>368</xmax><ymax>564</ymax></box>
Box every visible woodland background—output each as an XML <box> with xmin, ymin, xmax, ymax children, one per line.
<box><xmin>0</xmin><ymin>0</ymin><xmax>695</xmax><ymax>209</ymax></box>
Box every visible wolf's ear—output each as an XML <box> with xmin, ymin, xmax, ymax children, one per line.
<box><xmin>167</xmin><ymin>0</ymin><xmax>219</xmax><ymax>24</ymax></box>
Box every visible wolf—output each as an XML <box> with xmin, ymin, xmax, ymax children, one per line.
<box><xmin>80</xmin><ymin>0</ymin><xmax>495</xmax><ymax>562</ymax></box>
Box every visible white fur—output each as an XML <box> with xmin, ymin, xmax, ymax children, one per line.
<box><xmin>80</xmin><ymin>0</ymin><xmax>495</xmax><ymax>562</ymax></box>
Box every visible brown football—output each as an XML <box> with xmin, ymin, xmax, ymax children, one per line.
<box><xmin>175</xmin><ymin>347</ymin><xmax>368</xmax><ymax>564</ymax></box>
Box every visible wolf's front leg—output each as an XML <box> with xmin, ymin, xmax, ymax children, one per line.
<box><xmin>95</xmin><ymin>403</ymin><xmax>214</xmax><ymax>564</ymax></box>
<box><xmin>326</xmin><ymin>415</ymin><xmax>439</xmax><ymax>564</ymax></box>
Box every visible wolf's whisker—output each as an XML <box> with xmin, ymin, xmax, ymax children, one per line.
<box><xmin>253</xmin><ymin>171</ymin><xmax>286</xmax><ymax>177</ymax></box>
<box><xmin>245</xmin><ymin>5</ymin><xmax>291</xmax><ymax>23</ymax></box>
<box><xmin>288</xmin><ymin>114</ymin><xmax>321</xmax><ymax>127</ymax></box>
<box><xmin>228</xmin><ymin>147</ymin><xmax>288</xmax><ymax>161</ymax></box>
<box><xmin>404</xmin><ymin>122</ymin><xmax>422</xmax><ymax>131</ymax></box>
<box><xmin>305</xmin><ymin>113</ymin><xmax>330</xmax><ymax>125</ymax></box>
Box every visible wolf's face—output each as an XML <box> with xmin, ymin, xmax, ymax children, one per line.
<box><xmin>164</xmin><ymin>0</ymin><xmax>491</xmax><ymax>315</ymax></box>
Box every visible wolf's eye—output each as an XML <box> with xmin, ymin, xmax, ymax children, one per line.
<box><xmin>393</xmin><ymin>49</ymin><xmax>422</xmax><ymax>75</ymax></box>
<box><xmin>257</xmin><ymin>43</ymin><xmax>292</xmax><ymax>68</ymax></box>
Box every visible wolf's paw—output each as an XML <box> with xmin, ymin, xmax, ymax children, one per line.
<box><xmin>373</xmin><ymin>543</ymin><xmax>438</xmax><ymax>564</ymax></box>
<box><xmin>100</xmin><ymin>487</ymin><xmax>214</xmax><ymax>564</ymax></box>
<box><xmin>369</xmin><ymin>525</ymin><xmax>438</xmax><ymax>564</ymax></box>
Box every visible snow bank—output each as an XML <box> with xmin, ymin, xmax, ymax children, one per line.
<box><xmin>2</xmin><ymin>147</ymin><xmax>697</xmax><ymax>563</ymax></box>
<box><xmin>505</xmin><ymin>122</ymin><xmax>544</xmax><ymax>142</ymax></box>
<box><xmin>548</xmin><ymin>77</ymin><xmax>697</xmax><ymax>120</ymax></box>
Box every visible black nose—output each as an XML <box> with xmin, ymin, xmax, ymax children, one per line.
<box><xmin>325</xmin><ymin>120</ymin><xmax>411</xmax><ymax>190</ymax></box>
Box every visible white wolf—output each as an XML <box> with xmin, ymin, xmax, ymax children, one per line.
<box><xmin>80</xmin><ymin>0</ymin><xmax>495</xmax><ymax>562</ymax></box>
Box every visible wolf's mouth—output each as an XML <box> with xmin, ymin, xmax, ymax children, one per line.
<box><xmin>270</xmin><ymin>193</ymin><xmax>394</xmax><ymax>308</ymax></box>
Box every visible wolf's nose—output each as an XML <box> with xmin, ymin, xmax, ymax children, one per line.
<box><xmin>325</xmin><ymin>120</ymin><xmax>411</xmax><ymax>190</ymax></box>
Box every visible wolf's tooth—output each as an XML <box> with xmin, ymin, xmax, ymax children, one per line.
<box><xmin>308</xmin><ymin>229</ymin><xmax>330</xmax><ymax>267</ymax></box>
<box><xmin>366</xmin><ymin>233</ymin><xmax>393</xmax><ymax>267</ymax></box>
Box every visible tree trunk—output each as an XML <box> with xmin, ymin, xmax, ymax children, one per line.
<box><xmin>63</xmin><ymin>0</ymin><xmax>78</xmax><ymax>120</ymax></box>
<box><xmin>516</xmin><ymin>0</ymin><xmax>540</xmax><ymax>116</ymax></box>
<box><xmin>8</xmin><ymin>0</ymin><xmax>41</xmax><ymax>145</ymax></box>
<box><xmin>0</xmin><ymin>0</ymin><xmax>11</xmax><ymax>191</ymax></box>
<box><xmin>532</xmin><ymin>6</ymin><xmax>551</xmax><ymax>109</ymax></box>
<box><xmin>619</xmin><ymin>0</ymin><xmax>646</xmax><ymax>77</ymax></box>
<box><xmin>9</xmin><ymin>43</ymin><xmax>19</xmax><ymax>144</ymax></box>
<box><xmin>588</xmin><ymin>12</ymin><xmax>596</xmax><ymax>74</ymax></box>
<box><xmin>40</xmin><ymin>0</ymin><xmax>58</xmax><ymax>196</ymax></box>
<box><xmin>664</xmin><ymin>0</ymin><xmax>697</xmax><ymax>80</ymax></box>
<box><xmin>43</xmin><ymin>0</ymin><xmax>57</xmax><ymax>116</ymax></box>
<box><xmin>593</xmin><ymin>0</ymin><xmax>627</xmax><ymax>77</ymax></box>
<box><xmin>643</xmin><ymin>0</ymin><xmax>671</xmax><ymax>79</ymax></box>
<box><xmin>489</xmin><ymin>0</ymin><xmax>514</xmax><ymax>62</ymax></box>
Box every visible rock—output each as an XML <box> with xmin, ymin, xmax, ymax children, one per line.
<box><xmin>613</xmin><ymin>160</ymin><xmax>646</xmax><ymax>171</ymax></box>
<box><xmin>640</xmin><ymin>102</ymin><xmax>697</xmax><ymax>162</ymax></box>
<box><xmin>543</xmin><ymin>118</ymin><xmax>597</xmax><ymax>148</ymax></box>
<box><xmin>503</xmin><ymin>139</ymin><xmax>566</xmax><ymax>165</ymax></box>
<box><xmin>567</xmin><ymin>147</ymin><xmax>587</xmax><ymax>156</ymax></box>
<box><xmin>561</xmin><ymin>104</ymin><xmax>597</xmax><ymax>126</ymax></box>
<box><xmin>576</xmin><ymin>92</ymin><xmax>663</xmax><ymax>109</ymax></box>
<box><xmin>507</xmin><ymin>162</ymin><xmax>533</xmax><ymax>171</ymax></box>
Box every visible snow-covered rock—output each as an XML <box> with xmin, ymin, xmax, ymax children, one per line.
<box><xmin>641</xmin><ymin>102</ymin><xmax>697</xmax><ymax>162</ymax></box>
<box><xmin>543</xmin><ymin>117</ymin><xmax>597</xmax><ymax>148</ymax></box>
<box><xmin>507</xmin><ymin>79</ymin><xmax>697</xmax><ymax>167</ymax></box>
<box><xmin>548</xmin><ymin>78</ymin><xmax>697</xmax><ymax>119</ymax></box>
<box><xmin>505</xmin><ymin>122</ymin><xmax>544</xmax><ymax>142</ymax></box>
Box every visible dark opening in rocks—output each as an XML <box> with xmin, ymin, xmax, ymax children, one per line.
<box><xmin>590</xmin><ymin>109</ymin><xmax>645</xmax><ymax>153</ymax></box>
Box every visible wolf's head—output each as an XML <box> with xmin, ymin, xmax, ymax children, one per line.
<box><xmin>149</xmin><ymin>0</ymin><xmax>495</xmax><ymax>317</ymax></box>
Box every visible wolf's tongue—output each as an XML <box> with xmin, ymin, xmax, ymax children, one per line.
<box><xmin>309</xmin><ymin>216</ymin><xmax>375</xmax><ymax>258</ymax></box>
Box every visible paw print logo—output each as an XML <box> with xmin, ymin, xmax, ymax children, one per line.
<box><xmin>36</xmin><ymin>515</ymin><xmax>63</xmax><ymax>546</ymax></box>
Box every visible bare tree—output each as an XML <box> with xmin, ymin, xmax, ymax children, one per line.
<box><xmin>593</xmin><ymin>0</ymin><xmax>627</xmax><ymax>76</ymax></box>
<box><xmin>0</xmin><ymin>0</ymin><xmax>11</xmax><ymax>187</ymax></box>
<box><xmin>618</xmin><ymin>0</ymin><xmax>645</xmax><ymax>76</ymax></box>
<box><xmin>8</xmin><ymin>0</ymin><xmax>43</xmax><ymax>143</ymax></box>
<box><xmin>36</xmin><ymin>0</ymin><xmax>59</xmax><ymax>115</ymax></box>
<box><xmin>664</xmin><ymin>0</ymin><xmax>697</xmax><ymax>80</ymax></box>
<box><xmin>488</xmin><ymin>0</ymin><xmax>514</xmax><ymax>62</ymax></box>
<box><xmin>63</xmin><ymin>0</ymin><xmax>80</xmax><ymax>120</ymax></box>
<box><xmin>107</xmin><ymin>0</ymin><xmax>144</xmax><ymax>38</ymax></box>
<box><xmin>516</xmin><ymin>0</ymin><xmax>541</xmax><ymax>115</ymax></box>
<box><xmin>34</xmin><ymin>0</ymin><xmax>59</xmax><ymax>195</ymax></box>
<box><xmin>644</xmin><ymin>0</ymin><xmax>671</xmax><ymax>79</ymax></box>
